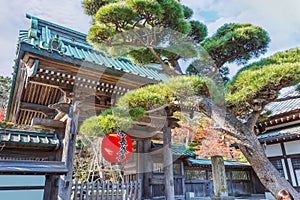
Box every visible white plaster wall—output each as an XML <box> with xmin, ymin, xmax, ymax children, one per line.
<box><xmin>284</xmin><ymin>140</ymin><xmax>300</xmax><ymax>155</ymax></box>
<box><xmin>265</xmin><ymin>143</ymin><xmax>282</xmax><ymax>157</ymax></box>
<box><xmin>287</xmin><ymin>158</ymin><xmax>297</xmax><ymax>186</ymax></box>
<box><xmin>295</xmin><ymin>170</ymin><xmax>300</xmax><ymax>186</ymax></box>
<box><xmin>281</xmin><ymin>159</ymin><xmax>288</xmax><ymax>180</ymax></box>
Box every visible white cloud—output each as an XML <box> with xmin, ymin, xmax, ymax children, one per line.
<box><xmin>0</xmin><ymin>0</ymin><xmax>91</xmax><ymax>77</ymax></box>
<box><xmin>1</xmin><ymin>0</ymin><xmax>300</xmax><ymax>77</ymax></box>
<box><xmin>186</xmin><ymin>0</ymin><xmax>300</xmax><ymax>54</ymax></box>
<box><xmin>182</xmin><ymin>0</ymin><xmax>300</xmax><ymax>75</ymax></box>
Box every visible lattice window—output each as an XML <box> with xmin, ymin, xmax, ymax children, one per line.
<box><xmin>291</xmin><ymin>158</ymin><xmax>300</xmax><ymax>169</ymax></box>
<box><xmin>232</xmin><ymin>171</ymin><xmax>250</xmax><ymax>180</ymax></box>
<box><xmin>185</xmin><ymin>169</ymin><xmax>207</xmax><ymax>180</ymax></box>
<box><xmin>270</xmin><ymin>159</ymin><xmax>285</xmax><ymax>177</ymax></box>
<box><xmin>173</xmin><ymin>164</ymin><xmax>181</xmax><ymax>175</ymax></box>
<box><xmin>291</xmin><ymin>158</ymin><xmax>300</xmax><ymax>186</ymax></box>
<box><xmin>153</xmin><ymin>163</ymin><xmax>164</xmax><ymax>173</ymax></box>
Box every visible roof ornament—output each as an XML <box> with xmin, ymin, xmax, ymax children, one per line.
<box><xmin>49</xmin><ymin>34</ymin><xmax>66</xmax><ymax>54</ymax></box>
<box><xmin>28</xmin><ymin>17</ymin><xmax>38</xmax><ymax>39</ymax></box>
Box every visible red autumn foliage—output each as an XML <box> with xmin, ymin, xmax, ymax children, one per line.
<box><xmin>173</xmin><ymin>114</ymin><xmax>244</xmax><ymax>161</ymax></box>
<box><xmin>0</xmin><ymin>108</ymin><xmax>5</xmax><ymax>122</ymax></box>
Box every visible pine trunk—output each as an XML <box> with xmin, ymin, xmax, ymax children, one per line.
<box><xmin>238</xmin><ymin>135</ymin><xmax>300</xmax><ymax>199</ymax></box>
<box><xmin>201</xmin><ymin>99</ymin><xmax>300</xmax><ymax>199</ymax></box>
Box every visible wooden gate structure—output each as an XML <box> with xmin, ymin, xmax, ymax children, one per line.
<box><xmin>4</xmin><ymin>14</ymin><xmax>167</xmax><ymax>199</ymax></box>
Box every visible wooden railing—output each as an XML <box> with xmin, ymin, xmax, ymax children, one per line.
<box><xmin>71</xmin><ymin>180</ymin><xmax>141</xmax><ymax>200</ymax></box>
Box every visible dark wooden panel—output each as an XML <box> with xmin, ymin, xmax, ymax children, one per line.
<box><xmin>0</xmin><ymin>186</ymin><xmax>44</xmax><ymax>191</ymax></box>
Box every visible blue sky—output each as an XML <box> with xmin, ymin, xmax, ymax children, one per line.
<box><xmin>0</xmin><ymin>0</ymin><xmax>300</xmax><ymax>77</ymax></box>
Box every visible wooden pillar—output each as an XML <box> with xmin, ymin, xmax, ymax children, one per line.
<box><xmin>43</xmin><ymin>128</ymin><xmax>65</xmax><ymax>200</ymax></box>
<box><xmin>180</xmin><ymin>161</ymin><xmax>186</xmax><ymax>197</ymax></box>
<box><xmin>44</xmin><ymin>175</ymin><xmax>59</xmax><ymax>200</ymax></box>
<box><xmin>163</xmin><ymin>124</ymin><xmax>175</xmax><ymax>200</ymax></box>
<box><xmin>43</xmin><ymin>175</ymin><xmax>51</xmax><ymax>200</ymax></box>
<box><xmin>136</xmin><ymin>140</ymin><xmax>144</xmax><ymax>199</ymax></box>
<box><xmin>58</xmin><ymin>102</ymin><xmax>80</xmax><ymax>200</ymax></box>
<box><xmin>227</xmin><ymin>170</ymin><xmax>233</xmax><ymax>195</ymax></box>
<box><xmin>211</xmin><ymin>155</ymin><xmax>228</xmax><ymax>197</ymax></box>
<box><xmin>143</xmin><ymin>139</ymin><xmax>153</xmax><ymax>199</ymax></box>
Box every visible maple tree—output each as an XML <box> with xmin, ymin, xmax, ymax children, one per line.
<box><xmin>172</xmin><ymin>113</ymin><xmax>243</xmax><ymax>161</ymax></box>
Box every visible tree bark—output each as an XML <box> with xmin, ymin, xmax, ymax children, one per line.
<box><xmin>238</xmin><ymin>138</ymin><xmax>300</xmax><ymax>199</ymax></box>
<box><xmin>198</xmin><ymin>98</ymin><xmax>300</xmax><ymax>199</ymax></box>
<box><xmin>211</xmin><ymin>156</ymin><xmax>228</xmax><ymax>197</ymax></box>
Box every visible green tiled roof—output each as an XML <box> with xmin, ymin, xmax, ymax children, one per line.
<box><xmin>171</xmin><ymin>145</ymin><xmax>197</xmax><ymax>157</ymax></box>
<box><xmin>0</xmin><ymin>129</ymin><xmax>59</xmax><ymax>148</ymax></box>
<box><xmin>153</xmin><ymin>144</ymin><xmax>197</xmax><ymax>157</ymax></box>
<box><xmin>187</xmin><ymin>158</ymin><xmax>250</xmax><ymax>167</ymax></box>
<box><xmin>21</xmin><ymin>14</ymin><xmax>168</xmax><ymax>81</ymax></box>
<box><xmin>6</xmin><ymin>14</ymin><xmax>169</xmax><ymax>121</ymax></box>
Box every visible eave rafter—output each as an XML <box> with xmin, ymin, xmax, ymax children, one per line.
<box><xmin>256</xmin><ymin>110</ymin><xmax>300</xmax><ymax>133</ymax></box>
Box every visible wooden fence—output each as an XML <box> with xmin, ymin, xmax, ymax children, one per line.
<box><xmin>71</xmin><ymin>180</ymin><xmax>141</xmax><ymax>200</ymax></box>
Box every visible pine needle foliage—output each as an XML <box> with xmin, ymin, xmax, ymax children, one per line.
<box><xmin>117</xmin><ymin>75</ymin><xmax>223</xmax><ymax>110</ymax></box>
<box><xmin>80</xmin><ymin>76</ymin><xmax>223</xmax><ymax>136</ymax></box>
<box><xmin>226</xmin><ymin>47</ymin><xmax>300</xmax><ymax>111</ymax></box>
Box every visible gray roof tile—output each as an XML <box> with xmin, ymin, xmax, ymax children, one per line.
<box><xmin>257</xmin><ymin>124</ymin><xmax>300</xmax><ymax>142</ymax></box>
<box><xmin>265</xmin><ymin>86</ymin><xmax>300</xmax><ymax>117</ymax></box>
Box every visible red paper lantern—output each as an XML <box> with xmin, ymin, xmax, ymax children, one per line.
<box><xmin>101</xmin><ymin>131</ymin><xmax>132</xmax><ymax>163</ymax></box>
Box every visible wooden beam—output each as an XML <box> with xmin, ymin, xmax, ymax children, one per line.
<box><xmin>0</xmin><ymin>160</ymin><xmax>68</xmax><ymax>175</ymax></box>
<box><xmin>29</xmin><ymin>78</ymin><xmax>73</xmax><ymax>92</ymax></box>
<box><xmin>31</xmin><ymin>118</ymin><xmax>65</xmax><ymax>129</ymax></box>
<box><xmin>10</xmin><ymin>60</ymin><xmax>27</xmax><ymax>123</ymax></box>
<box><xmin>26</xmin><ymin>59</ymin><xmax>39</xmax><ymax>77</ymax></box>
<box><xmin>20</xmin><ymin>102</ymin><xmax>57</xmax><ymax>117</ymax></box>
<box><xmin>0</xmin><ymin>186</ymin><xmax>44</xmax><ymax>191</ymax></box>
<box><xmin>29</xmin><ymin>53</ymin><xmax>150</xmax><ymax>88</ymax></box>
<box><xmin>48</xmin><ymin>102</ymin><xmax>70</xmax><ymax>114</ymax></box>
<box><xmin>58</xmin><ymin>101</ymin><xmax>80</xmax><ymax>200</ymax></box>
